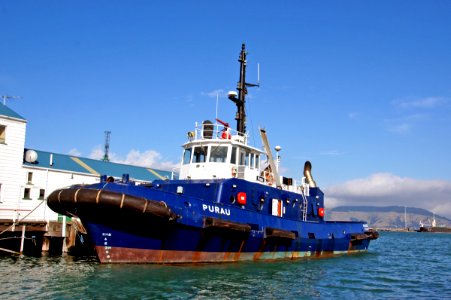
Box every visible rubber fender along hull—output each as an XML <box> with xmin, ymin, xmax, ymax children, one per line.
<box><xmin>47</xmin><ymin>188</ymin><xmax>177</xmax><ymax>223</ymax></box>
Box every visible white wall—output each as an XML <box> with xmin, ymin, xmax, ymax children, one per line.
<box><xmin>18</xmin><ymin>166</ymin><xmax>100</xmax><ymax>221</ymax></box>
<box><xmin>0</xmin><ymin>116</ymin><xmax>26</xmax><ymax>221</ymax></box>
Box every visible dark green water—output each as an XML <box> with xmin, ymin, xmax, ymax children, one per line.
<box><xmin>1</xmin><ymin>232</ymin><xmax>450</xmax><ymax>299</ymax></box>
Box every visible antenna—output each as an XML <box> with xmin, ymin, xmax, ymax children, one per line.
<box><xmin>103</xmin><ymin>131</ymin><xmax>111</xmax><ymax>162</ymax></box>
<box><xmin>1</xmin><ymin>95</ymin><xmax>21</xmax><ymax>106</ymax></box>
<box><xmin>215</xmin><ymin>92</ymin><xmax>219</xmax><ymax>120</ymax></box>
<box><xmin>228</xmin><ymin>44</ymin><xmax>260</xmax><ymax>134</ymax></box>
<box><xmin>257</xmin><ymin>63</ymin><xmax>260</xmax><ymax>85</ymax></box>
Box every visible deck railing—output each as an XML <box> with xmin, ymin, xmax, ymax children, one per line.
<box><xmin>190</xmin><ymin>122</ymin><xmax>248</xmax><ymax>144</ymax></box>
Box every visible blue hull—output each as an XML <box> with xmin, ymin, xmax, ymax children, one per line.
<box><xmin>48</xmin><ymin>178</ymin><xmax>375</xmax><ymax>263</ymax></box>
<box><xmin>85</xmin><ymin>220</ymin><xmax>370</xmax><ymax>263</ymax></box>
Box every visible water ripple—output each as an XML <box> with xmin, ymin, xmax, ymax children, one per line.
<box><xmin>0</xmin><ymin>232</ymin><xmax>450</xmax><ymax>299</ymax></box>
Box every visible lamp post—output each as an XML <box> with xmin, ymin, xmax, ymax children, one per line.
<box><xmin>275</xmin><ymin>145</ymin><xmax>281</xmax><ymax>173</ymax></box>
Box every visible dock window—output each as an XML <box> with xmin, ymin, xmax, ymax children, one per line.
<box><xmin>193</xmin><ymin>146</ymin><xmax>208</xmax><ymax>163</ymax></box>
<box><xmin>0</xmin><ymin>125</ymin><xmax>5</xmax><ymax>143</ymax></box>
<box><xmin>39</xmin><ymin>189</ymin><xmax>45</xmax><ymax>200</ymax></box>
<box><xmin>23</xmin><ymin>188</ymin><xmax>31</xmax><ymax>200</ymax></box>
<box><xmin>27</xmin><ymin>172</ymin><xmax>33</xmax><ymax>184</ymax></box>
<box><xmin>209</xmin><ymin>146</ymin><xmax>228</xmax><ymax>163</ymax></box>
<box><xmin>183</xmin><ymin>148</ymin><xmax>192</xmax><ymax>164</ymax></box>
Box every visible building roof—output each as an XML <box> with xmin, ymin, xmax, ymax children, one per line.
<box><xmin>0</xmin><ymin>103</ymin><xmax>26</xmax><ymax>121</ymax></box>
<box><xmin>23</xmin><ymin>149</ymin><xmax>174</xmax><ymax>182</ymax></box>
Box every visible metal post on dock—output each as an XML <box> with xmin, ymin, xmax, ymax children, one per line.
<box><xmin>62</xmin><ymin>216</ymin><xmax>67</xmax><ymax>252</ymax></box>
<box><xmin>20</xmin><ymin>225</ymin><xmax>26</xmax><ymax>254</ymax></box>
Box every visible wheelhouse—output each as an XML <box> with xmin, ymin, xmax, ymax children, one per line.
<box><xmin>179</xmin><ymin>120</ymin><xmax>264</xmax><ymax>181</ymax></box>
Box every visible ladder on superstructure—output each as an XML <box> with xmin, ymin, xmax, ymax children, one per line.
<box><xmin>301</xmin><ymin>190</ymin><xmax>308</xmax><ymax>221</ymax></box>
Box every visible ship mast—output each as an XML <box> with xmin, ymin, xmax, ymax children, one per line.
<box><xmin>228</xmin><ymin>44</ymin><xmax>259</xmax><ymax>134</ymax></box>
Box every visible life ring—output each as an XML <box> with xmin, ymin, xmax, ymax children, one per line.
<box><xmin>221</xmin><ymin>130</ymin><xmax>231</xmax><ymax>139</ymax></box>
<box><xmin>231</xmin><ymin>166</ymin><xmax>237</xmax><ymax>178</ymax></box>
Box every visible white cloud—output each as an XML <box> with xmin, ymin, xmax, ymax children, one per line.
<box><xmin>386</xmin><ymin>122</ymin><xmax>412</xmax><ymax>134</ymax></box>
<box><xmin>319</xmin><ymin>150</ymin><xmax>343</xmax><ymax>156</ymax></box>
<box><xmin>384</xmin><ymin>114</ymin><xmax>427</xmax><ymax>134</ymax></box>
<box><xmin>393</xmin><ymin>97</ymin><xmax>448</xmax><ymax>109</ymax></box>
<box><xmin>118</xmin><ymin>149</ymin><xmax>178</xmax><ymax>170</ymax></box>
<box><xmin>324</xmin><ymin>173</ymin><xmax>451</xmax><ymax>219</ymax></box>
<box><xmin>89</xmin><ymin>145</ymin><xmax>104</xmax><ymax>160</ymax></box>
<box><xmin>88</xmin><ymin>146</ymin><xmax>178</xmax><ymax>170</ymax></box>
<box><xmin>348</xmin><ymin>112</ymin><xmax>360</xmax><ymax>119</ymax></box>
<box><xmin>201</xmin><ymin>89</ymin><xmax>225</xmax><ymax>98</ymax></box>
<box><xmin>68</xmin><ymin>148</ymin><xmax>81</xmax><ymax>157</ymax></box>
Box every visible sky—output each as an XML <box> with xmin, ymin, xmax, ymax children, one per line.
<box><xmin>1</xmin><ymin>1</ymin><xmax>450</xmax><ymax>218</ymax></box>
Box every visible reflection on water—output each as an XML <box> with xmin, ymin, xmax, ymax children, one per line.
<box><xmin>1</xmin><ymin>232</ymin><xmax>450</xmax><ymax>299</ymax></box>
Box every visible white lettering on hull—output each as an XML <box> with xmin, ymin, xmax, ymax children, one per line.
<box><xmin>202</xmin><ymin>204</ymin><xmax>231</xmax><ymax>216</ymax></box>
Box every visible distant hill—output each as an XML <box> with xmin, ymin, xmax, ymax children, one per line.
<box><xmin>328</xmin><ymin>206</ymin><xmax>451</xmax><ymax>229</ymax></box>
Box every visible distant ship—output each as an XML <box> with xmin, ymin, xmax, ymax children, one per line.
<box><xmin>48</xmin><ymin>44</ymin><xmax>378</xmax><ymax>263</ymax></box>
<box><xmin>417</xmin><ymin>214</ymin><xmax>451</xmax><ymax>233</ymax></box>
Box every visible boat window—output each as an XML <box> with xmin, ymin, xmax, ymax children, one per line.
<box><xmin>193</xmin><ymin>146</ymin><xmax>208</xmax><ymax>163</ymax></box>
<box><xmin>255</xmin><ymin>154</ymin><xmax>260</xmax><ymax>169</ymax></box>
<box><xmin>239</xmin><ymin>150</ymin><xmax>246</xmax><ymax>166</ymax></box>
<box><xmin>245</xmin><ymin>152</ymin><xmax>250</xmax><ymax>167</ymax></box>
<box><xmin>209</xmin><ymin>146</ymin><xmax>228</xmax><ymax>163</ymax></box>
<box><xmin>250</xmin><ymin>153</ymin><xmax>255</xmax><ymax>169</ymax></box>
<box><xmin>231</xmin><ymin>146</ymin><xmax>237</xmax><ymax>164</ymax></box>
<box><xmin>182</xmin><ymin>148</ymin><xmax>192</xmax><ymax>164</ymax></box>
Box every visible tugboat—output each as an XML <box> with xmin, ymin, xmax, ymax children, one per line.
<box><xmin>48</xmin><ymin>44</ymin><xmax>378</xmax><ymax>263</ymax></box>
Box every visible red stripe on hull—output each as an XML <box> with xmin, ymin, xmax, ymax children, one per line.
<box><xmin>96</xmin><ymin>246</ymin><xmax>366</xmax><ymax>264</ymax></box>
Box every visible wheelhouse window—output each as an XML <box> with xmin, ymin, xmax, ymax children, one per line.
<box><xmin>0</xmin><ymin>125</ymin><xmax>5</xmax><ymax>144</ymax></box>
<box><xmin>231</xmin><ymin>147</ymin><xmax>237</xmax><ymax>164</ymax></box>
<box><xmin>244</xmin><ymin>152</ymin><xmax>250</xmax><ymax>167</ymax></box>
<box><xmin>192</xmin><ymin>146</ymin><xmax>208</xmax><ymax>163</ymax></box>
<box><xmin>182</xmin><ymin>148</ymin><xmax>192</xmax><ymax>164</ymax></box>
<box><xmin>250</xmin><ymin>153</ymin><xmax>255</xmax><ymax>169</ymax></box>
<box><xmin>239</xmin><ymin>150</ymin><xmax>246</xmax><ymax>166</ymax></box>
<box><xmin>209</xmin><ymin>146</ymin><xmax>228</xmax><ymax>163</ymax></box>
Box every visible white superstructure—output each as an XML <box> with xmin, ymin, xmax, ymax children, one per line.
<box><xmin>179</xmin><ymin>121</ymin><xmax>264</xmax><ymax>182</ymax></box>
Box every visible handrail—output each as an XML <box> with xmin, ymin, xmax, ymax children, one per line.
<box><xmin>192</xmin><ymin>122</ymin><xmax>248</xmax><ymax>143</ymax></box>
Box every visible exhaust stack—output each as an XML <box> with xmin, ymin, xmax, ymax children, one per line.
<box><xmin>304</xmin><ymin>161</ymin><xmax>317</xmax><ymax>188</ymax></box>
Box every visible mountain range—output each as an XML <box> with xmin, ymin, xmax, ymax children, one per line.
<box><xmin>327</xmin><ymin>206</ymin><xmax>451</xmax><ymax>229</ymax></box>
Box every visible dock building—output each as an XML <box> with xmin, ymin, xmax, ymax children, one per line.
<box><xmin>0</xmin><ymin>103</ymin><xmax>172</xmax><ymax>254</ymax></box>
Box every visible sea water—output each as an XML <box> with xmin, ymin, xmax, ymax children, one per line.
<box><xmin>1</xmin><ymin>232</ymin><xmax>450</xmax><ymax>299</ymax></box>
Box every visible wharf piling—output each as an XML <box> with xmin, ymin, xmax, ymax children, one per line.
<box><xmin>0</xmin><ymin>219</ymin><xmax>81</xmax><ymax>256</ymax></box>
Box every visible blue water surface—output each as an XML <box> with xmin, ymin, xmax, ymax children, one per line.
<box><xmin>1</xmin><ymin>232</ymin><xmax>450</xmax><ymax>299</ymax></box>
